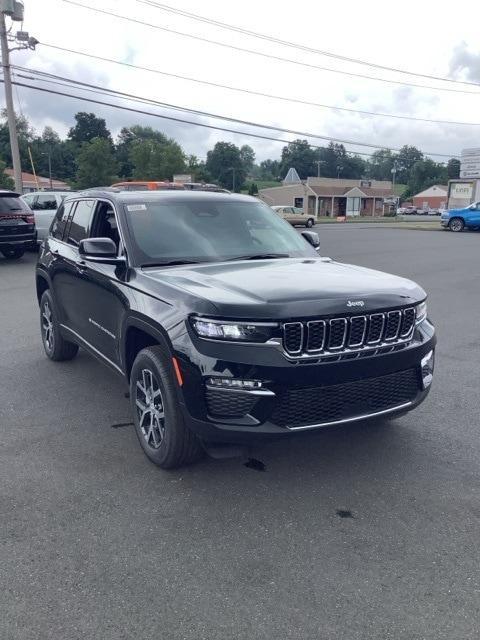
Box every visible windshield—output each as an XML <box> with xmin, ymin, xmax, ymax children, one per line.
<box><xmin>124</xmin><ymin>199</ymin><xmax>317</xmax><ymax>265</ymax></box>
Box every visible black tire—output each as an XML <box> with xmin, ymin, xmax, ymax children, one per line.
<box><xmin>130</xmin><ymin>345</ymin><xmax>204</xmax><ymax>469</ymax></box>
<box><xmin>449</xmin><ymin>217</ymin><xmax>464</xmax><ymax>232</ymax></box>
<box><xmin>1</xmin><ymin>247</ymin><xmax>24</xmax><ymax>259</ymax></box>
<box><xmin>40</xmin><ymin>290</ymin><xmax>79</xmax><ymax>361</ymax></box>
<box><xmin>305</xmin><ymin>218</ymin><xmax>314</xmax><ymax>228</ymax></box>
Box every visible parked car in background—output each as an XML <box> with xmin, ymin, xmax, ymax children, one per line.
<box><xmin>403</xmin><ymin>206</ymin><xmax>418</xmax><ymax>215</ymax></box>
<box><xmin>441</xmin><ymin>201</ymin><xmax>480</xmax><ymax>232</ymax></box>
<box><xmin>0</xmin><ymin>190</ymin><xmax>36</xmax><ymax>259</ymax></box>
<box><xmin>21</xmin><ymin>192</ymin><xmax>71</xmax><ymax>243</ymax></box>
<box><xmin>427</xmin><ymin>208</ymin><xmax>441</xmax><ymax>216</ymax></box>
<box><xmin>272</xmin><ymin>205</ymin><xmax>316</xmax><ymax>227</ymax></box>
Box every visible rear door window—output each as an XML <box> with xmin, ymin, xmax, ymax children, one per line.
<box><xmin>66</xmin><ymin>200</ymin><xmax>95</xmax><ymax>246</ymax></box>
<box><xmin>50</xmin><ymin>201</ymin><xmax>74</xmax><ymax>240</ymax></box>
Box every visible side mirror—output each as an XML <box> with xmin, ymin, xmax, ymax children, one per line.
<box><xmin>301</xmin><ymin>230</ymin><xmax>320</xmax><ymax>250</ymax></box>
<box><xmin>79</xmin><ymin>238</ymin><xmax>124</xmax><ymax>264</ymax></box>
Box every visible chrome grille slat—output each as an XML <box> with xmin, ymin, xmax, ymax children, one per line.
<box><xmin>283</xmin><ymin>322</ymin><xmax>304</xmax><ymax>355</ymax></box>
<box><xmin>306</xmin><ymin>320</ymin><xmax>326</xmax><ymax>353</ymax></box>
<box><xmin>282</xmin><ymin>307</ymin><xmax>415</xmax><ymax>358</ymax></box>
<box><xmin>328</xmin><ymin>318</ymin><xmax>348</xmax><ymax>350</ymax></box>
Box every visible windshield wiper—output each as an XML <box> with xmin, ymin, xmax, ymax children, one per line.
<box><xmin>141</xmin><ymin>259</ymin><xmax>200</xmax><ymax>268</ymax></box>
<box><xmin>225</xmin><ymin>253</ymin><xmax>291</xmax><ymax>261</ymax></box>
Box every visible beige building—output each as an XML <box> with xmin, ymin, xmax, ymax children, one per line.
<box><xmin>259</xmin><ymin>177</ymin><xmax>395</xmax><ymax>217</ymax></box>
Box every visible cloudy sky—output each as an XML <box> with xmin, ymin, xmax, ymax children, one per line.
<box><xmin>5</xmin><ymin>0</ymin><xmax>480</xmax><ymax>162</ymax></box>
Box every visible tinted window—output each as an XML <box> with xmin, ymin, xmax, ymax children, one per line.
<box><xmin>0</xmin><ymin>196</ymin><xmax>29</xmax><ymax>214</ymax></box>
<box><xmin>32</xmin><ymin>194</ymin><xmax>57</xmax><ymax>210</ymax></box>
<box><xmin>124</xmin><ymin>199</ymin><xmax>316</xmax><ymax>265</ymax></box>
<box><xmin>66</xmin><ymin>200</ymin><xmax>95</xmax><ymax>246</ymax></box>
<box><xmin>51</xmin><ymin>201</ymin><xmax>74</xmax><ymax>240</ymax></box>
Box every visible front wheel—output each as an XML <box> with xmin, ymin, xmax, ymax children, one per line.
<box><xmin>449</xmin><ymin>217</ymin><xmax>464</xmax><ymax>232</ymax></box>
<box><xmin>1</xmin><ymin>247</ymin><xmax>24</xmax><ymax>259</ymax></box>
<box><xmin>305</xmin><ymin>218</ymin><xmax>315</xmax><ymax>228</ymax></box>
<box><xmin>130</xmin><ymin>346</ymin><xmax>203</xmax><ymax>469</ymax></box>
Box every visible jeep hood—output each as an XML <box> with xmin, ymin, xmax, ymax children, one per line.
<box><xmin>142</xmin><ymin>257</ymin><xmax>425</xmax><ymax>318</ymax></box>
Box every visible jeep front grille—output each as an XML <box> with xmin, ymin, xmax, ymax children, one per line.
<box><xmin>282</xmin><ymin>307</ymin><xmax>416</xmax><ymax>357</ymax></box>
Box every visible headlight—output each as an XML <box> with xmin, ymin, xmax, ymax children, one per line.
<box><xmin>191</xmin><ymin>317</ymin><xmax>277</xmax><ymax>342</ymax></box>
<box><xmin>416</xmin><ymin>300</ymin><xmax>427</xmax><ymax>324</ymax></box>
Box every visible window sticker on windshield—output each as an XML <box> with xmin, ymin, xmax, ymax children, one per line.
<box><xmin>127</xmin><ymin>204</ymin><xmax>147</xmax><ymax>212</ymax></box>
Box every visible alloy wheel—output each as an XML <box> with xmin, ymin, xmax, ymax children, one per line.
<box><xmin>450</xmin><ymin>219</ymin><xmax>463</xmax><ymax>232</ymax></box>
<box><xmin>41</xmin><ymin>300</ymin><xmax>54</xmax><ymax>353</ymax></box>
<box><xmin>135</xmin><ymin>368</ymin><xmax>166</xmax><ymax>449</ymax></box>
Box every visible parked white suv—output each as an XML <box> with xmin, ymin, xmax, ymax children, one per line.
<box><xmin>21</xmin><ymin>192</ymin><xmax>72</xmax><ymax>243</ymax></box>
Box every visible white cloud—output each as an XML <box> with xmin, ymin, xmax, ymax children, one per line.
<box><xmin>4</xmin><ymin>0</ymin><xmax>480</xmax><ymax>161</ymax></box>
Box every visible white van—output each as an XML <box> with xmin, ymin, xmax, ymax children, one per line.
<box><xmin>21</xmin><ymin>192</ymin><xmax>72</xmax><ymax>243</ymax></box>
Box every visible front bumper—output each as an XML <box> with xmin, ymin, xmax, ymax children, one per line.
<box><xmin>440</xmin><ymin>218</ymin><xmax>449</xmax><ymax>228</ymax></box>
<box><xmin>174</xmin><ymin>320</ymin><xmax>436</xmax><ymax>442</ymax></box>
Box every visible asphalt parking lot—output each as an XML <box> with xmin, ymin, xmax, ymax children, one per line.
<box><xmin>1</xmin><ymin>226</ymin><xmax>480</xmax><ymax>640</ymax></box>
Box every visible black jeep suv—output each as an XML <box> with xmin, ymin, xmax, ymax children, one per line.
<box><xmin>36</xmin><ymin>190</ymin><xmax>435</xmax><ymax>468</ymax></box>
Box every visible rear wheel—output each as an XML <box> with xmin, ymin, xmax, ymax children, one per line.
<box><xmin>40</xmin><ymin>290</ymin><xmax>79</xmax><ymax>361</ymax></box>
<box><xmin>305</xmin><ymin>218</ymin><xmax>315</xmax><ymax>228</ymax></box>
<box><xmin>449</xmin><ymin>217</ymin><xmax>464</xmax><ymax>232</ymax></box>
<box><xmin>1</xmin><ymin>247</ymin><xmax>24</xmax><ymax>259</ymax></box>
<box><xmin>130</xmin><ymin>345</ymin><xmax>204</xmax><ymax>469</ymax></box>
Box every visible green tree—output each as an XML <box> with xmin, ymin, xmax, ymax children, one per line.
<box><xmin>259</xmin><ymin>159</ymin><xmax>280</xmax><ymax>180</ymax></box>
<box><xmin>129</xmin><ymin>137</ymin><xmax>186</xmax><ymax>180</ymax></box>
<box><xmin>68</xmin><ymin>112</ymin><xmax>112</xmax><ymax>145</ymax></box>
<box><xmin>206</xmin><ymin>142</ymin><xmax>246</xmax><ymax>190</ymax></box>
<box><xmin>239</xmin><ymin>144</ymin><xmax>255</xmax><ymax>176</ymax></box>
<box><xmin>406</xmin><ymin>158</ymin><xmax>448</xmax><ymax>197</ymax></box>
<box><xmin>75</xmin><ymin>137</ymin><xmax>118</xmax><ymax>188</ymax></box>
<box><xmin>187</xmin><ymin>155</ymin><xmax>212</xmax><ymax>182</ymax></box>
<box><xmin>279</xmin><ymin>139</ymin><xmax>317</xmax><ymax>179</ymax></box>
<box><xmin>366</xmin><ymin>149</ymin><xmax>395</xmax><ymax>181</ymax></box>
<box><xmin>395</xmin><ymin>145</ymin><xmax>424</xmax><ymax>184</ymax></box>
<box><xmin>0</xmin><ymin>159</ymin><xmax>14</xmax><ymax>189</ymax></box>
<box><xmin>447</xmin><ymin>158</ymin><xmax>460</xmax><ymax>179</ymax></box>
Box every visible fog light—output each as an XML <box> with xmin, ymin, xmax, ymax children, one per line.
<box><xmin>206</xmin><ymin>377</ymin><xmax>263</xmax><ymax>389</ymax></box>
<box><xmin>420</xmin><ymin>350</ymin><xmax>434</xmax><ymax>389</ymax></box>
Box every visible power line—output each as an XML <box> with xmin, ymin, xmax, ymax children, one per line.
<box><xmin>2</xmin><ymin>77</ymin><xmax>393</xmax><ymax>158</ymax></box>
<box><xmin>8</xmin><ymin>66</ymin><xmax>459</xmax><ymax>158</ymax></box>
<box><xmin>59</xmin><ymin>1</ymin><xmax>480</xmax><ymax>96</ymax></box>
<box><xmin>37</xmin><ymin>45</ymin><xmax>480</xmax><ymax>128</ymax></box>
<box><xmin>136</xmin><ymin>0</ymin><xmax>480</xmax><ymax>88</ymax></box>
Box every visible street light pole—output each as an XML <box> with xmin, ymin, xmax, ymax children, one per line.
<box><xmin>0</xmin><ymin>12</ymin><xmax>22</xmax><ymax>193</ymax></box>
<box><xmin>47</xmin><ymin>150</ymin><xmax>52</xmax><ymax>189</ymax></box>
<box><xmin>336</xmin><ymin>165</ymin><xmax>343</xmax><ymax>179</ymax></box>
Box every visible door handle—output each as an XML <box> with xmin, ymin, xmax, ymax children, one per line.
<box><xmin>75</xmin><ymin>260</ymin><xmax>87</xmax><ymax>274</ymax></box>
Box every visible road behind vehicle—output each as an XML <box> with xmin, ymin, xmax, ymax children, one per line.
<box><xmin>21</xmin><ymin>191</ymin><xmax>72</xmax><ymax>243</ymax></box>
<box><xmin>0</xmin><ymin>190</ymin><xmax>36</xmax><ymax>259</ymax></box>
<box><xmin>272</xmin><ymin>205</ymin><xmax>316</xmax><ymax>227</ymax></box>
<box><xmin>36</xmin><ymin>190</ymin><xmax>435</xmax><ymax>469</ymax></box>
<box><xmin>441</xmin><ymin>200</ymin><xmax>480</xmax><ymax>231</ymax></box>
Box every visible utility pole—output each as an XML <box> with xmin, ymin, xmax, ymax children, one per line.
<box><xmin>336</xmin><ymin>165</ymin><xmax>343</xmax><ymax>179</ymax></box>
<box><xmin>0</xmin><ymin>1</ymin><xmax>38</xmax><ymax>194</ymax></box>
<box><xmin>229</xmin><ymin>166</ymin><xmax>236</xmax><ymax>191</ymax></box>
<box><xmin>316</xmin><ymin>160</ymin><xmax>324</xmax><ymax>178</ymax></box>
<box><xmin>0</xmin><ymin>12</ymin><xmax>22</xmax><ymax>192</ymax></box>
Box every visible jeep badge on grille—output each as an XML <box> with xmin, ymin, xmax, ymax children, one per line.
<box><xmin>347</xmin><ymin>300</ymin><xmax>365</xmax><ymax>307</ymax></box>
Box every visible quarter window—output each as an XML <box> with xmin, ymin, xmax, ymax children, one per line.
<box><xmin>66</xmin><ymin>200</ymin><xmax>95</xmax><ymax>246</ymax></box>
<box><xmin>51</xmin><ymin>201</ymin><xmax>74</xmax><ymax>240</ymax></box>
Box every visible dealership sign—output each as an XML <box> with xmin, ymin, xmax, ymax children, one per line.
<box><xmin>450</xmin><ymin>183</ymin><xmax>473</xmax><ymax>199</ymax></box>
<box><xmin>460</xmin><ymin>148</ymin><xmax>480</xmax><ymax>178</ymax></box>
